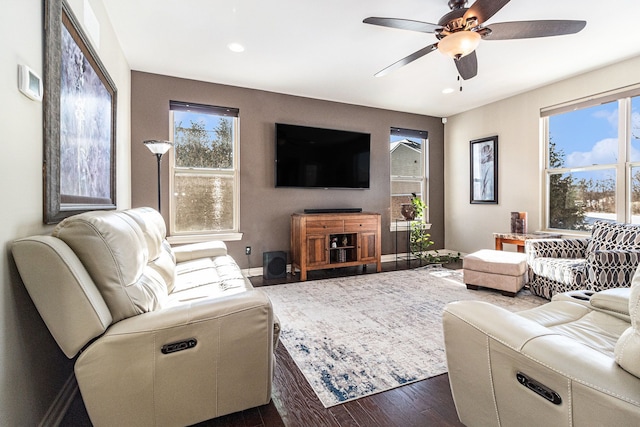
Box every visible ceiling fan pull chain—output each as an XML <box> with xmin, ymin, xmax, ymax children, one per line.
<box><xmin>458</xmin><ymin>75</ymin><xmax>463</xmax><ymax>92</ymax></box>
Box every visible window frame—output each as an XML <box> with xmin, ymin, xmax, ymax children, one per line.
<box><xmin>167</xmin><ymin>102</ymin><xmax>242</xmax><ymax>243</ymax></box>
<box><xmin>389</xmin><ymin>128</ymin><xmax>429</xmax><ymax>232</ymax></box>
<box><xmin>542</xmin><ymin>87</ymin><xmax>640</xmax><ymax>232</ymax></box>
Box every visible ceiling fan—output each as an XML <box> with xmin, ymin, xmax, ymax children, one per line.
<box><xmin>364</xmin><ymin>0</ymin><xmax>586</xmax><ymax>80</ymax></box>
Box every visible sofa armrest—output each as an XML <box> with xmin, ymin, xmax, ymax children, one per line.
<box><xmin>75</xmin><ymin>289</ymin><xmax>276</xmax><ymax>426</ymax></box>
<box><xmin>525</xmin><ymin>238</ymin><xmax>588</xmax><ymax>262</ymax></box>
<box><xmin>443</xmin><ymin>301</ymin><xmax>640</xmax><ymax>426</ymax></box>
<box><xmin>172</xmin><ymin>240</ymin><xmax>228</xmax><ymax>263</ymax></box>
<box><xmin>443</xmin><ymin>300</ymin><xmax>562</xmax><ymax>425</ymax></box>
<box><xmin>590</xmin><ymin>288</ymin><xmax>631</xmax><ymax>320</ymax></box>
<box><xmin>586</xmin><ymin>250</ymin><xmax>640</xmax><ymax>291</ymax></box>
<box><xmin>444</xmin><ymin>301</ymin><xmax>573</xmax><ymax>351</ymax></box>
<box><xmin>12</xmin><ymin>236</ymin><xmax>112</xmax><ymax>358</ymax></box>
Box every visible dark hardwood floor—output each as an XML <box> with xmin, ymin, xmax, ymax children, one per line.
<box><xmin>61</xmin><ymin>260</ymin><xmax>464</xmax><ymax>427</ymax></box>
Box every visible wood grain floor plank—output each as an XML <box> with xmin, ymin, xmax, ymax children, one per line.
<box><xmin>327</xmin><ymin>404</ymin><xmax>361</xmax><ymax>427</ymax></box>
<box><xmin>271</xmin><ymin>344</ymin><xmax>341</xmax><ymax>427</ymax></box>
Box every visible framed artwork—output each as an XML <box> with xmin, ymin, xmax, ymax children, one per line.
<box><xmin>44</xmin><ymin>0</ymin><xmax>117</xmax><ymax>224</ymax></box>
<box><xmin>470</xmin><ymin>135</ymin><xmax>498</xmax><ymax>204</ymax></box>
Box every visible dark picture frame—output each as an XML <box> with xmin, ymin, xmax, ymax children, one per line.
<box><xmin>44</xmin><ymin>0</ymin><xmax>117</xmax><ymax>224</ymax></box>
<box><xmin>470</xmin><ymin>135</ymin><xmax>498</xmax><ymax>204</ymax></box>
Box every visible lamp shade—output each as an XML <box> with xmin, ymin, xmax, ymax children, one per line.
<box><xmin>143</xmin><ymin>140</ymin><xmax>173</xmax><ymax>155</ymax></box>
<box><xmin>437</xmin><ymin>31</ymin><xmax>481</xmax><ymax>59</ymax></box>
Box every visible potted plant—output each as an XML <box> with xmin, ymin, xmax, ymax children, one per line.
<box><xmin>408</xmin><ymin>193</ymin><xmax>433</xmax><ymax>258</ymax></box>
<box><xmin>407</xmin><ymin>193</ymin><xmax>461</xmax><ymax>265</ymax></box>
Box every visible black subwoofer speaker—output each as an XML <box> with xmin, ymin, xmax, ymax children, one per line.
<box><xmin>263</xmin><ymin>251</ymin><xmax>287</xmax><ymax>279</ymax></box>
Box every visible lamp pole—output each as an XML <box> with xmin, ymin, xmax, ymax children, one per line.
<box><xmin>143</xmin><ymin>140</ymin><xmax>173</xmax><ymax>213</ymax></box>
<box><xmin>154</xmin><ymin>152</ymin><xmax>163</xmax><ymax>212</ymax></box>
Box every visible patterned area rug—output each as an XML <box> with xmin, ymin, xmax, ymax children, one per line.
<box><xmin>261</xmin><ymin>266</ymin><xmax>546</xmax><ymax>407</ymax></box>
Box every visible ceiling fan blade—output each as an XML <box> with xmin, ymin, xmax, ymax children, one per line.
<box><xmin>483</xmin><ymin>20</ymin><xmax>587</xmax><ymax>40</ymax></box>
<box><xmin>363</xmin><ymin>17</ymin><xmax>440</xmax><ymax>33</ymax></box>
<box><xmin>463</xmin><ymin>0</ymin><xmax>510</xmax><ymax>25</ymax></box>
<box><xmin>455</xmin><ymin>51</ymin><xmax>478</xmax><ymax>80</ymax></box>
<box><xmin>374</xmin><ymin>43</ymin><xmax>438</xmax><ymax>77</ymax></box>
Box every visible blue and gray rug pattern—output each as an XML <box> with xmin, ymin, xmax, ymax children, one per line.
<box><xmin>262</xmin><ymin>267</ymin><xmax>545</xmax><ymax>407</ymax></box>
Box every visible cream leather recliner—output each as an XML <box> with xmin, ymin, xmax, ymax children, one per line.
<box><xmin>443</xmin><ymin>268</ymin><xmax>640</xmax><ymax>426</ymax></box>
<box><xmin>12</xmin><ymin>207</ymin><xmax>279</xmax><ymax>427</ymax></box>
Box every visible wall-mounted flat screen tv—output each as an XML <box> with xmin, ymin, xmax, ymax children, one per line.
<box><xmin>275</xmin><ymin>123</ymin><xmax>371</xmax><ymax>189</ymax></box>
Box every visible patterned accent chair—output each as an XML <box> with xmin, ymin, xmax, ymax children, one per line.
<box><xmin>526</xmin><ymin>221</ymin><xmax>640</xmax><ymax>299</ymax></box>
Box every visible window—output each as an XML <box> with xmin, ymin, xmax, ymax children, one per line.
<box><xmin>543</xmin><ymin>90</ymin><xmax>640</xmax><ymax>231</ymax></box>
<box><xmin>390</xmin><ymin>127</ymin><xmax>428</xmax><ymax>227</ymax></box>
<box><xmin>169</xmin><ymin>101</ymin><xmax>240</xmax><ymax>238</ymax></box>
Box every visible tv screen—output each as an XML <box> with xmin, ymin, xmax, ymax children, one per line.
<box><xmin>275</xmin><ymin>123</ymin><xmax>371</xmax><ymax>189</ymax></box>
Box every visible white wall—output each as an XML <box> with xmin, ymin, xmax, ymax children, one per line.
<box><xmin>445</xmin><ymin>55</ymin><xmax>640</xmax><ymax>254</ymax></box>
<box><xmin>0</xmin><ymin>0</ymin><xmax>130</xmax><ymax>424</ymax></box>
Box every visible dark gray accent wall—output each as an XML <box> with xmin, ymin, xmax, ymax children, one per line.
<box><xmin>131</xmin><ymin>71</ymin><xmax>444</xmax><ymax>267</ymax></box>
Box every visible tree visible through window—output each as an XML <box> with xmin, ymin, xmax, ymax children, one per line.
<box><xmin>170</xmin><ymin>101</ymin><xmax>239</xmax><ymax>234</ymax></box>
<box><xmin>547</xmin><ymin>139</ymin><xmax>587</xmax><ymax>230</ymax></box>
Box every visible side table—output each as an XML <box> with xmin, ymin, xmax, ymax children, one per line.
<box><xmin>493</xmin><ymin>231</ymin><xmax>563</xmax><ymax>253</ymax></box>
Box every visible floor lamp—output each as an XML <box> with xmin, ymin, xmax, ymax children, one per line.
<box><xmin>143</xmin><ymin>140</ymin><xmax>173</xmax><ymax>213</ymax></box>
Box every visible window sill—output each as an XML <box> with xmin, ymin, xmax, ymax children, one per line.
<box><xmin>539</xmin><ymin>230</ymin><xmax>586</xmax><ymax>238</ymax></box>
<box><xmin>167</xmin><ymin>232</ymin><xmax>243</xmax><ymax>245</ymax></box>
<box><xmin>390</xmin><ymin>221</ymin><xmax>431</xmax><ymax>232</ymax></box>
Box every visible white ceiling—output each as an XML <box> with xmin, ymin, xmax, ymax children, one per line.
<box><xmin>101</xmin><ymin>0</ymin><xmax>640</xmax><ymax>118</ymax></box>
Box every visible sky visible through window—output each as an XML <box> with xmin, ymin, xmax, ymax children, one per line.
<box><xmin>550</xmin><ymin>102</ymin><xmax>619</xmax><ymax>168</ymax></box>
<box><xmin>550</xmin><ymin>98</ymin><xmax>640</xmax><ymax>179</ymax></box>
<box><xmin>390</xmin><ymin>134</ymin><xmax>422</xmax><ymax>145</ymax></box>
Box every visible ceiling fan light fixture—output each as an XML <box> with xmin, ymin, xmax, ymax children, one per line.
<box><xmin>437</xmin><ymin>31</ymin><xmax>481</xmax><ymax>59</ymax></box>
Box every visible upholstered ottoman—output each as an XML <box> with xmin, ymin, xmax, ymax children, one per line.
<box><xmin>463</xmin><ymin>249</ymin><xmax>528</xmax><ymax>297</ymax></box>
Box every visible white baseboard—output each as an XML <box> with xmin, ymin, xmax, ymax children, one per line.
<box><xmin>40</xmin><ymin>373</ymin><xmax>78</xmax><ymax>427</ymax></box>
<box><xmin>242</xmin><ymin>250</ymin><xmax>465</xmax><ymax>278</ymax></box>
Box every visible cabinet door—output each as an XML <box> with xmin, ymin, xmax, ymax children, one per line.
<box><xmin>359</xmin><ymin>232</ymin><xmax>378</xmax><ymax>262</ymax></box>
<box><xmin>306</xmin><ymin>235</ymin><xmax>329</xmax><ymax>267</ymax></box>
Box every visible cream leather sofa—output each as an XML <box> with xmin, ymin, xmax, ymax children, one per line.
<box><xmin>12</xmin><ymin>207</ymin><xmax>280</xmax><ymax>427</ymax></box>
<box><xmin>443</xmin><ymin>270</ymin><xmax>640</xmax><ymax>426</ymax></box>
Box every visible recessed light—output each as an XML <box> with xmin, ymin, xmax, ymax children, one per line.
<box><xmin>227</xmin><ymin>42</ymin><xmax>245</xmax><ymax>53</ymax></box>
<box><xmin>442</xmin><ymin>88</ymin><xmax>454</xmax><ymax>94</ymax></box>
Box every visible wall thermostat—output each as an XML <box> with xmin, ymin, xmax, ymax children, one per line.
<box><xmin>18</xmin><ymin>64</ymin><xmax>43</xmax><ymax>102</ymax></box>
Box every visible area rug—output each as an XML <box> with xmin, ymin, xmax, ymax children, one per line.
<box><xmin>261</xmin><ymin>267</ymin><xmax>546</xmax><ymax>407</ymax></box>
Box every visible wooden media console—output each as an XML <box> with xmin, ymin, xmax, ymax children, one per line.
<box><xmin>291</xmin><ymin>212</ymin><xmax>382</xmax><ymax>281</ymax></box>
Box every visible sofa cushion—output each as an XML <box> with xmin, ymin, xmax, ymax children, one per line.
<box><xmin>172</xmin><ymin>255</ymin><xmax>250</xmax><ymax>295</ymax></box>
<box><xmin>517</xmin><ymin>301</ymin><xmax>629</xmax><ymax>357</ymax></box>
<box><xmin>173</xmin><ymin>240</ymin><xmax>228</xmax><ymax>263</ymax></box>
<box><xmin>528</xmin><ymin>257</ymin><xmax>587</xmax><ymax>287</ymax></box>
<box><xmin>53</xmin><ymin>210</ymin><xmax>169</xmax><ymax>322</ymax></box>
<box><xmin>587</xmin><ymin>221</ymin><xmax>640</xmax><ymax>253</ymax></box>
<box><xmin>123</xmin><ymin>207</ymin><xmax>177</xmax><ymax>293</ymax></box>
